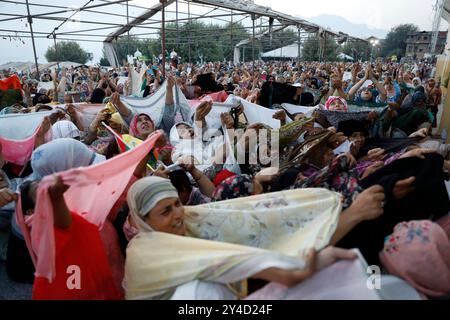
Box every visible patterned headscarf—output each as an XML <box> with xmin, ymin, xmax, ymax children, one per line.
<box><xmin>380</xmin><ymin>220</ymin><xmax>450</xmax><ymax>297</ymax></box>
<box><xmin>212</xmin><ymin>174</ymin><xmax>254</xmax><ymax>202</ymax></box>
<box><xmin>127</xmin><ymin>176</ymin><xmax>179</xmax><ymax>233</ymax></box>
<box><xmin>129</xmin><ymin>113</ymin><xmax>155</xmax><ymax>139</ymax></box>
<box><xmin>324</xmin><ymin>96</ymin><xmax>348</xmax><ymax>112</ymax></box>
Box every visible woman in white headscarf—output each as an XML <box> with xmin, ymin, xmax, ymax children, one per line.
<box><xmin>169</xmin><ymin>101</ymin><xmax>241</xmax><ymax>177</ymax></box>
<box><xmin>30</xmin><ymin>138</ymin><xmax>105</xmax><ymax>180</ymax></box>
<box><xmin>51</xmin><ymin>120</ymin><xmax>81</xmax><ymax>140</ymax></box>
<box><xmin>123</xmin><ymin>176</ymin><xmax>367</xmax><ymax>300</ymax></box>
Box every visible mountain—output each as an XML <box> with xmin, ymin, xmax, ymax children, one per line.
<box><xmin>305</xmin><ymin>14</ymin><xmax>388</xmax><ymax>39</ymax></box>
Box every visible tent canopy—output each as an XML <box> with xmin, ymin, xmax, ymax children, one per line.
<box><xmin>261</xmin><ymin>42</ymin><xmax>299</xmax><ymax>59</ymax></box>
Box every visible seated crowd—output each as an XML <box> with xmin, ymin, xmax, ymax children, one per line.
<box><xmin>0</xmin><ymin>58</ymin><xmax>449</xmax><ymax>300</ymax></box>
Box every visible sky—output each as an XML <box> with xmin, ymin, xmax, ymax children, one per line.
<box><xmin>0</xmin><ymin>0</ymin><xmax>447</xmax><ymax>65</ymax></box>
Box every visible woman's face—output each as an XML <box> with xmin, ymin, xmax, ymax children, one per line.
<box><xmin>177</xmin><ymin>124</ymin><xmax>194</xmax><ymax>140</ymax></box>
<box><xmin>137</xmin><ymin>115</ymin><xmax>154</xmax><ymax>135</ymax></box>
<box><xmin>144</xmin><ymin>197</ymin><xmax>186</xmax><ymax>236</ymax></box>
<box><xmin>385</xmin><ymin>83</ymin><xmax>394</xmax><ymax>92</ymax></box>
<box><xmin>328</xmin><ymin>99</ymin><xmax>347</xmax><ymax>112</ymax></box>
<box><xmin>360</xmin><ymin>88</ymin><xmax>373</xmax><ymax>101</ymax></box>
<box><xmin>349</xmin><ymin>133</ymin><xmax>365</xmax><ymax>155</ymax></box>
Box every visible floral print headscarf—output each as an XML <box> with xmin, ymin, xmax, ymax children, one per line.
<box><xmin>212</xmin><ymin>174</ymin><xmax>254</xmax><ymax>202</ymax></box>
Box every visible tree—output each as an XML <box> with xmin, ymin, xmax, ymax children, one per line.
<box><xmin>99</xmin><ymin>57</ymin><xmax>111</xmax><ymax>66</ymax></box>
<box><xmin>45</xmin><ymin>41</ymin><xmax>90</xmax><ymax>64</ymax></box>
<box><xmin>341</xmin><ymin>41</ymin><xmax>371</xmax><ymax>61</ymax></box>
<box><xmin>107</xmin><ymin>36</ymin><xmax>160</xmax><ymax>64</ymax></box>
<box><xmin>302</xmin><ymin>34</ymin><xmax>340</xmax><ymax>61</ymax></box>
<box><xmin>381</xmin><ymin>24</ymin><xmax>419</xmax><ymax>57</ymax></box>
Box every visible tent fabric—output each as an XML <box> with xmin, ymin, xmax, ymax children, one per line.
<box><xmin>261</xmin><ymin>42</ymin><xmax>300</xmax><ymax>59</ymax></box>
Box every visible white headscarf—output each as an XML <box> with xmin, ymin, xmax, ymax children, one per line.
<box><xmin>31</xmin><ymin>138</ymin><xmax>105</xmax><ymax>179</ymax></box>
<box><xmin>51</xmin><ymin>120</ymin><xmax>81</xmax><ymax>140</ymax></box>
<box><xmin>127</xmin><ymin>176</ymin><xmax>179</xmax><ymax>233</ymax></box>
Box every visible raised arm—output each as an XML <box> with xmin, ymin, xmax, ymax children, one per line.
<box><xmin>110</xmin><ymin>92</ymin><xmax>132</xmax><ymax>119</ymax></box>
<box><xmin>371</xmin><ymin>71</ymin><xmax>387</xmax><ymax>103</ymax></box>
<box><xmin>48</xmin><ymin>175</ymin><xmax>72</xmax><ymax>229</ymax></box>
<box><xmin>348</xmin><ymin>65</ymin><xmax>371</xmax><ymax>100</ymax></box>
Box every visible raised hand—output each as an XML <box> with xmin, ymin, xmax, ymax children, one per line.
<box><xmin>348</xmin><ymin>185</ymin><xmax>385</xmax><ymax>222</ymax></box>
<box><xmin>194</xmin><ymin>101</ymin><xmax>213</xmax><ymax>122</ymax></box>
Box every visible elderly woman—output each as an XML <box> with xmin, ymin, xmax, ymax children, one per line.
<box><xmin>123</xmin><ymin>176</ymin><xmax>391</xmax><ymax>300</ymax></box>
<box><xmin>109</xmin><ymin>75</ymin><xmax>178</xmax><ymax>136</ymax></box>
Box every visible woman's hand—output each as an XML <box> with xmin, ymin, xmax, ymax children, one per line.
<box><xmin>153</xmin><ymin>166</ymin><xmax>170</xmax><ymax>179</ymax></box>
<box><xmin>399</xmin><ymin>148</ymin><xmax>437</xmax><ymax>160</ymax></box>
<box><xmin>220</xmin><ymin>112</ymin><xmax>234</xmax><ymax>130</ymax></box>
<box><xmin>48</xmin><ymin>175</ymin><xmax>69</xmax><ymax>200</ymax></box>
<box><xmin>392</xmin><ymin>177</ymin><xmax>415</xmax><ymax>200</ymax></box>
<box><xmin>409</xmin><ymin>128</ymin><xmax>429</xmax><ymax>139</ymax></box>
<box><xmin>337</xmin><ymin>153</ymin><xmax>357</xmax><ymax>168</ymax></box>
<box><xmin>195</xmin><ymin>101</ymin><xmax>213</xmax><ymax>122</ymax></box>
<box><xmin>347</xmin><ymin>185</ymin><xmax>385</xmax><ymax>222</ymax></box>
<box><xmin>110</xmin><ymin>92</ymin><xmax>121</xmax><ymax>107</ymax></box>
<box><xmin>367</xmin><ymin>148</ymin><xmax>385</xmax><ymax>161</ymax></box>
<box><xmin>361</xmin><ymin>161</ymin><xmax>384</xmax><ymax>179</ymax></box>
<box><xmin>315</xmin><ymin>247</ymin><xmax>358</xmax><ymax>271</ymax></box>
<box><xmin>272</xmin><ymin>110</ymin><xmax>287</xmax><ymax>125</ymax></box>
<box><xmin>0</xmin><ymin>188</ymin><xmax>17</xmax><ymax>207</ymax></box>
<box><xmin>254</xmin><ymin>167</ymin><xmax>280</xmax><ymax>186</ymax></box>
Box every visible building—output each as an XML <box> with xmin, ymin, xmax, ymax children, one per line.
<box><xmin>405</xmin><ymin>31</ymin><xmax>447</xmax><ymax>59</ymax></box>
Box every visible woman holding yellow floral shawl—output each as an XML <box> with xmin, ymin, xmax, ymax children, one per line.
<box><xmin>124</xmin><ymin>176</ymin><xmax>385</xmax><ymax>300</ymax></box>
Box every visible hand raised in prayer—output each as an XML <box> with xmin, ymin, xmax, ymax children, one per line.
<box><xmin>272</xmin><ymin>110</ymin><xmax>286</xmax><ymax>125</ymax></box>
<box><xmin>39</xmin><ymin>116</ymin><xmax>52</xmax><ymax>135</ymax></box>
<box><xmin>349</xmin><ymin>185</ymin><xmax>385</xmax><ymax>221</ymax></box>
<box><xmin>66</xmin><ymin>104</ymin><xmax>77</xmax><ymax>119</ymax></box>
<box><xmin>367</xmin><ymin>148</ymin><xmax>385</xmax><ymax>161</ymax></box>
<box><xmin>110</xmin><ymin>92</ymin><xmax>121</xmax><ymax>107</ymax></box>
<box><xmin>315</xmin><ymin>247</ymin><xmax>357</xmax><ymax>272</ymax></box>
<box><xmin>0</xmin><ymin>188</ymin><xmax>17</xmax><ymax>207</ymax></box>
<box><xmin>167</xmin><ymin>75</ymin><xmax>176</xmax><ymax>89</ymax></box>
<box><xmin>220</xmin><ymin>112</ymin><xmax>234</xmax><ymax>130</ymax></box>
<box><xmin>392</xmin><ymin>177</ymin><xmax>416</xmax><ymax>200</ymax></box>
<box><xmin>194</xmin><ymin>101</ymin><xmax>213</xmax><ymax>122</ymax></box>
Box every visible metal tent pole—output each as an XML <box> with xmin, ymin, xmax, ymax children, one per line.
<box><xmin>160</xmin><ymin>0</ymin><xmax>167</xmax><ymax>77</ymax></box>
<box><xmin>25</xmin><ymin>0</ymin><xmax>39</xmax><ymax>78</ymax></box>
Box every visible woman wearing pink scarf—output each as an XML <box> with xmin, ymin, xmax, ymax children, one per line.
<box><xmin>129</xmin><ymin>113</ymin><xmax>155</xmax><ymax>140</ymax></box>
<box><xmin>324</xmin><ymin>96</ymin><xmax>349</xmax><ymax>112</ymax></box>
<box><xmin>380</xmin><ymin>220</ymin><xmax>450</xmax><ymax>298</ymax></box>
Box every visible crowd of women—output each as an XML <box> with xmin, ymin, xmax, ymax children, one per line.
<box><xmin>0</xmin><ymin>58</ymin><xmax>449</xmax><ymax>300</ymax></box>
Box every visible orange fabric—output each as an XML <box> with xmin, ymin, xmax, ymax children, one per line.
<box><xmin>32</xmin><ymin>213</ymin><xmax>123</xmax><ymax>300</ymax></box>
<box><xmin>0</xmin><ymin>74</ymin><xmax>22</xmax><ymax>91</ymax></box>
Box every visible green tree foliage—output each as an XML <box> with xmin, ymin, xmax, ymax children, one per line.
<box><xmin>341</xmin><ymin>41</ymin><xmax>371</xmax><ymax>61</ymax></box>
<box><xmin>109</xmin><ymin>36</ymin><xmax>160</xmax><ymax>64</ymax></box>
<box><xmin>164</xmin><ymin>21</ymin><xmax>250</xmax><ymax>62</ymax></box>
<box><xmin>381</xmin><ymin>24</ymin><xmax>419</xmax><ymax>57</ymax></box>
<box><xmin>45</xmin><ymin>41</ymin><xmax>90</xmax><ymax>64</ymax></box>
<box><xmin>302</xmin><ymin>34</ymin><xmax>340</xmax><ymax>61</ymax></box>
<box><xmin>99</xmin><ymin>56</ymin><xmax>111</xmax><ymax>66</ymax></box>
